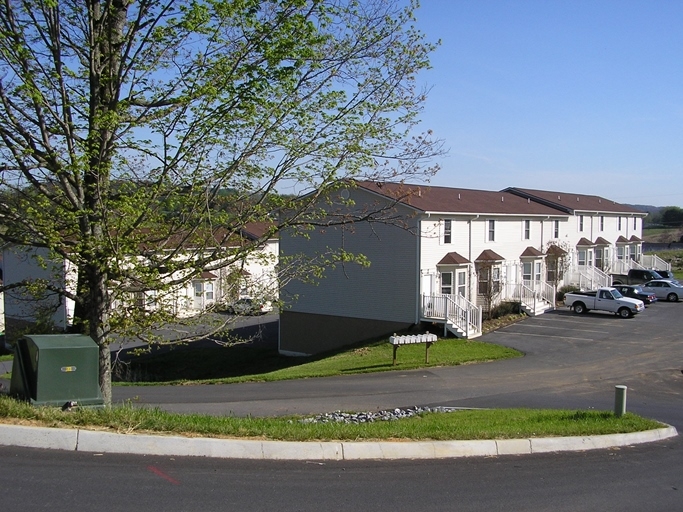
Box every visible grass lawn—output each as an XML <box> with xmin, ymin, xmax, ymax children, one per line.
<box><xmin>112</xmin><ymin>336</ymin><xmax>522</xmax><ymax>385</ymax></box>
<box><xmin>0</xmin><ymin>396</ymin><xmax>663</xmax><ymax>441</ymax></box>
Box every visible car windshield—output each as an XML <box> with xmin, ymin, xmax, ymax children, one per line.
<box><xmin>611</xmin><ymin>289</ymin><xmax>623</xmax><ymax>299</ymax></box>
<box><xmin>632</xmin><ymin>286</ymin><xmax>643</xmax><ymax>292</ymax></box>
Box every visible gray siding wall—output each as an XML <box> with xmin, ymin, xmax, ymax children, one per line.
<box><xmin>281</xmin><ymin>188</ymin><xmax>420</xmax><ymax>325</ymax></box>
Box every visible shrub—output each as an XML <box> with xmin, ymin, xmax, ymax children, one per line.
<box><xmin>490</xmin><ymin>301</ymin><xmax>521</xmax><ymax>319</ymax></box>
<box><xmin>557</xmin><ymin>285</ymin><xmax>579</xmax><ymax>302</ymax></box>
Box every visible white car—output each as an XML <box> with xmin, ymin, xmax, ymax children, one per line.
<box><xmin>226</xmin><ymin>298</ymin><xmax>273</xmax><ymax>315</ymax></box>
<box><xmin>641</xmin><ymin>280</ymin><xmax>683</xmax><ymax>302</ymax></box>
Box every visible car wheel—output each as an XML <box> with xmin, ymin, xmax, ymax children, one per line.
<box><xmin>667</xmin><ymin>293</ymin><xmax>678</xmax><ymax>302</ymax></box>
<box><xmin>618</xmin><ymin>307</ymin><xmax>632</xmax><ymax>318</ymax></box>
<box><xmin>573</xmin><ymin>303</ymin><xmax>585</xmax><ymax>314</ymax></box>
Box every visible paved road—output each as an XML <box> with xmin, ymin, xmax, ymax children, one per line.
<box><xmin>2</xmin><ymin>302</ymin><xmax>683</xmax><ymax>511</ymax></box>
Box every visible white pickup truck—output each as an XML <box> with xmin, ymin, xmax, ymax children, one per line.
<box><xmin>564</xmin><ymin>287</ymin><xmax>645</xmax><ymax>318</ymax></box>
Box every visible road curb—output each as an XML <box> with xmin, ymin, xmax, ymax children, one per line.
<box><xmin>0</xmin><ymin>424</ymin><xmax>677</xmax><ymax>460</ymax></box>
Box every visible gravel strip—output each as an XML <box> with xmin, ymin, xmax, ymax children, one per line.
<box><xmin>300</xmin><ymin>406</ymin><xmax>460</xmax><ymax>424</ymax></box>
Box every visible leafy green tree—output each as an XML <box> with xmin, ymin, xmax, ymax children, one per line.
<box><xmin>0</xmin><ymin>0</ymin><xmax>442</xmax><ymax>403</ymax></box>
<box><xmin>660</xmin><ymin>207</ymin><xmax>683</xmax><ymax>228</ymax></box>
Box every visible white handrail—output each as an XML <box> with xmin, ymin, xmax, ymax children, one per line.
<box><xmin>422</xmin><ymin>293</ymin><xmax>481</xmax><ymax>337</ymax></box>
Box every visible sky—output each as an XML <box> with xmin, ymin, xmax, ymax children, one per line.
<box><xmin>411</xmin><ymin>1</ymin><xmax>683</xmax><ymax>207</ymax></box>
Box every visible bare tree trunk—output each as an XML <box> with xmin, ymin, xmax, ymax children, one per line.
<box><xmin>87</xmin><ymin>262</ymin><xmax>112</xmax><ymax>405</ymax></box>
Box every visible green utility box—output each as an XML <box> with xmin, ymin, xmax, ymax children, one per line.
<box><xmin>10</xmin><ymin>334</ymin><xmax>104</xmax><ymax>408</ymax></box>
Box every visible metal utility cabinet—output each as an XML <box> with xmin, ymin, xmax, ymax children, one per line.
<box><xmin>10</xmin><ymin>334</ymin><xmax>104</xmax><ymax>407</ymax></box>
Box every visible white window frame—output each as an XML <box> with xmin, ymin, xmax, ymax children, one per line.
<box><xmin>522</xmin><ymin>261</ymin><xmax>532</xmax><ymax>282</ymax></box>
<box><xmin>600</xmin><ymin>216</ymin><xmax>604</xmax><ymax>231</ymax></box>
<box><xmin>488</xmin><ymin>219</ymin><xmax>495</xmax><ymax>242</ymax></box>
<box><xmin>444</xmin><ymin>219</ymin><xmax>452</xmax><ymax>244</ymax></box>
<box><xmin>554</xmin><ymin>220</ymin><xmax>560</xmax><ymax>238</ymax></box>
<box><xmin>440</xmin><ymin>271</ymin><xmax>453</xmax><ymax>294</ymax></box>
<box><xmin>523</xmin><ymin>220</ymin><xmax>530</xmax><ymax>240</ymax></box>
<box><xmin>578</xmin><ymin>215</ymin><xmax>584</xmax><ymax>232</ymax></box>
<box><xmin>578</xmin><ymin>249</ymin><xmax>587</xmax><ymax>266</ymax></box>
<box><xmin>457</xmin><ymin>270</ymin><xmax>466</xmax><ymax>297</ymax></box>
<box><xmin>618</xmin><ymin>216</ymin><xmax>622</xmax><ymax>230</ymax></box>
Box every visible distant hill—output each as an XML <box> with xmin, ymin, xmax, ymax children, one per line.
<box><xmin>627</xmin><ymin>204</ymin><xmax>661</xmax><ymax>214</ymax></box>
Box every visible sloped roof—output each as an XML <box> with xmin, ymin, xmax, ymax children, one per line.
<box><xmin>594</xmin><ymin>237</ymin><xmax>611</xmax><ymax>245</ymax></box>
<box><xmin>520</xmin><ymin>246</ymin><xmax>544</xmax><ymax>258</ymax></box>
<box><xmin>475</xmin><ymin>249</ymin><xmax>505</xmax><ymax>262</ymax></box>
<box><xmin>503</xmin><ymin>187</ymin><xmax>646</xmax><ymax>215</ymax></box>
<box><xmin>354</xmin><ymin>181</ymin><xmax>568</xmax><ymax>216</ymax></box>
<box><xmin>629</xmin><ymin>235</ymin><xmax>643</xmax><ymax>242</ymax></box>
<box><xmin>616</xmin><ymin>235</ymin><xmax>630</xmax><ymax>243</ymax></box>
<box><xmin>437</xmin><ymin>252</ymin><xmax>471</xmax><ymax>265</ymax></box>
<box><xmin>546</xmin><ymin>244</ymin><xmax>568</xmax><ymax>256</ymax></box>
<box><xmin>241</xmin><ymin>221</ymin><xmax>276</xmax><ymax>240</ymax></box>
<box><xmin>576</xmin><ymin>237</ymin><xmax>595</xmax><ymax>246</ymax></box>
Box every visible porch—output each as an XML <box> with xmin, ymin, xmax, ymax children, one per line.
<box><xmin>420</xmin><ymin>280</ymin><xmax>555</xmax><ymax>339</ymax></box>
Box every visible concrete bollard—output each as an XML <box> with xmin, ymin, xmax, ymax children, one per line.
<box><xmin>614</xmin><ymin>385</ymin><xmax>628</xmax><ymax>417</ymax></box>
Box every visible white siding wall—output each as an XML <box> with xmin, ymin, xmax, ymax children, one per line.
<box><xmin>281</xmin><ymin>188</ymin><xmax>419</xmax><ymax>323</ymax></box>
<box><xmin>3</xmin><ymin>246</ymin><xmax>73</xmax><ymax>329</ymax></box>
<box><xmin>419</xmin><ymin>214</ymin><xmax>572</xmax><ymax>300</ymax></box>
<box><xmin>561</xmin><ymin>211</ymin><xmax>642</xmax><ymax>255</ymax></box>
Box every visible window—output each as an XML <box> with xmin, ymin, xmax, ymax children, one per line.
<box><xmin>578</xmin><ymin>250</ymin><xmax>587</xmax><ymax>266</ymax></box>
<box><xmin>617</xmin><ymin>246</ymin><xmax>624</xmax><ymax>260</ymax></box>
<box><xmin>134</xmin><ymin>291</ymin><xmax>146</xmax><ymax>309</ymax></box>
<box><xmin>478</xmin><ymin>267</ymin><xmax>488</xmax><ymax>294</ymax></box>
<box><xmin>524</xmin><ymin>220</ymin><xmax>530</xmax><ymax>240</ymax></box>
<box><xmin>554</xmin><ymin>220</ymin><xmax>560</xmax><ymax>238</ymax></box>
<box><xmin>133</xmin><ymin>291</ymin><xmax>156</xmax><ymax>310</ymax></box>
<box><xmin>478</xmin><ymin>266</ymin><xmax>500</xmax><ymax>294</ymax></box>
<box><xmin>600</xmin><ymin>216</ymin><xmax>604</xmax><ymax>231</ymax></box>
<box><xmin>457</xmin><ymin>271</ymin><xmax>466</xmax><ymax>297</ymax></box>
<box><xmin>205</xmin><ymin>282</ymin><xmax>214</xmax><ymax>300</ymax></box>
<box><xmin>488</xmin><ymin>220</ymin><xmax>495</xmax><ymax>241</ymax></box>
<box><xmin>579</xmin><ymin>215</ymin><xmax>584</xmax><ymax>232</ymax></box>
<box><xmin>440</xmin><ymin>272</ymin><xmax>453</xmax><ymax>294</ymax></box>
<box><xmin>523</xmin><ymin>262</ymin><xmax>532</xmax><ymax>282</ymax></box>
<box><xmin>633</xmin><ymin>217</ymin><xmax>637</xmax><ymax>229</ymax></box>
<box><xmin>492</xmin><ymin>267</ymin><xmax>501</xmax><ymax>293</ymax></box>
<box><xmin>618</xmin><ymin>216</ymin><xmax>622</xmax><ymax>230</ymax></box>
<box><xmin>444</xmin><ymin>219</ymin><xmax>451</xmax><ymax>244</ymax></box>
<box><xmin>535</xmin><ymin>262</ymin><xmax>542</xmax><ymax>282</ymax></box>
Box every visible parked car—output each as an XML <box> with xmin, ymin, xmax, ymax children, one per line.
<box><xmin>653</xmin><ymin>269</ymin><xmax>677</xmax><ymax>281</ymax></box>
<box><xmin>226</xmin><ymin>298</ymin><xmax>273</xmax><ymax>315</ymax></box>
<box><xmin>612</xmin><ymin>285</ymin><xmax>657</xmax><ymax>305</ymax></box>
<box><xmin>610</xmin><ymin>269</ymin><xmax>665</xmax><ymax>286</ymax></box>
<box><xmin>640</xmin><ymin>280</ymin><xmax>683</xmax><ymax>302</ymax></box>
<box><xmin>563</xmin><ymin>287</ymin><xmax>644</xmax><ymax>318</ymax></box>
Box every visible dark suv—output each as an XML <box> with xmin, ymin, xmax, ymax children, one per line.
<box><xmin>612</xmin><ymin>285</ymin><xmax>657</xmax><ymax>305</ymax></box>
<box><xmin>655</xmin><ymin>269</ymin><xmax>676</xmax><ymax>280</ymax></box>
